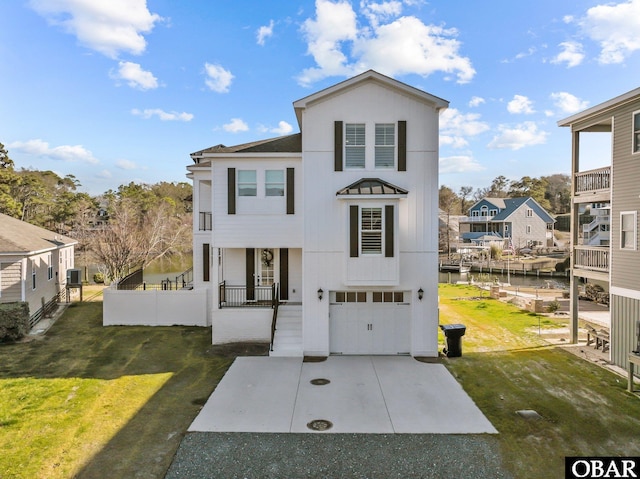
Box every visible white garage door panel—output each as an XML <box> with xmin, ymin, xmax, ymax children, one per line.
<box><xmin>329</xmin><ymin>293</ymin><xmax>410</xmax><ymax>355</ymax></box>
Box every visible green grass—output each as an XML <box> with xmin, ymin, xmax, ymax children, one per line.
<box><xmin>3</xmin><ymin>286</ymin><xmax>640</xmax><ymax>479</ymax></box>
<box><xmin>0</xmin><ymin>300</ymin><xmax>239</xmax><ymax>479</ymax></box>
<box><xmin>439</xmin><ymin>284</ymin><xmax>640</xmax><ymax>479</ymax></box>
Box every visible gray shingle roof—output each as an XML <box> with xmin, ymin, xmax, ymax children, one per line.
<box><xmin>191</xmin><ymin>134</ymin><xmax>302</xmax><ymax>157</ymax></box>
<box><xmin>0</xmin><ymin>213</ymin><xmax>77</xmax><ymax>255</ymax></box>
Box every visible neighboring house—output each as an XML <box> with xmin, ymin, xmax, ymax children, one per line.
<box><xmin>558</xmin><ymin>86</ymin><xmax>640</xmax><ymax>371</ymax></box>
<box><xmin>0</xmin><ymin>213</ymin><xmax>77</xmax><ymax>325</ymax></box>
<box><xmin>458</xmin><ymin>197</ymin><xmax>556</xmax><ymax>250</ymax></box>
<box><xmin>580</xmin><ymin>203</ymin><xmax>611</xmax><ymax>247</ymax></box>
<box><xmin>187</xmin><ymin>70</ymin><xmax>448</xmax><ymax>357</ymax></box>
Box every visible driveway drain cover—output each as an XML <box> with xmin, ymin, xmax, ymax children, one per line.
<box><xmin>516</xmin><ymin>409</ymin><xmax>543</xmax><ymax>420</ymax></box>
<box><xmin>310</xmin><ymin>378</ymin><xmax>330</xmax><ymax>386</ymax></box>
<box><xmin>307</xmin><ymin>419</ymin><xmax>333</xmax><ymax>431</ymax></box>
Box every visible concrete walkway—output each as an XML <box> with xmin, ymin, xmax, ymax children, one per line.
<box><xmin>189</xmin><ymin>356</ymin><xmax>497</xmax><ymax>434</ymax></box>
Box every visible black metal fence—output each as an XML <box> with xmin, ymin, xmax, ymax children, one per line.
<box><xmin>219</xmin><ymin>281</ymin><xmax>278</xmax><ymax>308</ymax></box>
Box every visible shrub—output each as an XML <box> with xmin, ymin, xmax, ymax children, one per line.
<box><xmin>93</xmin><ymin>272</ymin><xmax>105</xmax><ymax>284</ymax></box>
<box><xmin>555</xmin><ymin>256</ymin><xmax>570</xmax><ymax>272</ymax></box>
<box><xmin>547</xmin><ymin>300</ymin><xmax>560</xmax><ymax>313</ymax></box>
<box><xmin>0</xmin><ymin>302</ymin><xmax>30</xmax><ymax>342</ymax></box>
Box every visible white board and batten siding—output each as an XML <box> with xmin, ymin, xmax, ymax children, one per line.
<box><xmin>299</xmin><ymin>78</ymin><xmax>442</xmax><ymax>357</ymax></box>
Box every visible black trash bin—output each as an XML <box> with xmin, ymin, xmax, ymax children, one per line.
<box><xmin>440</xmin><ymin>324</ymin><xmax>466</xmax><ymax>357</ymax></box>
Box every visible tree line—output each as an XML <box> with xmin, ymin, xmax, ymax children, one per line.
<box><xmin>0</xmin><ymin>142</ymin><xmax>192</xmax><ymax>281</ymax></box>
<box><xmin>439</xmin><ymin>174</ymin><xmax>571</xmax><ymax>216</ymax></box>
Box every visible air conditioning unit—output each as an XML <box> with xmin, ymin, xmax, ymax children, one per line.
<box><xmin>67</xmin><ymin>269</ymin><xmax>82</xmax><ymax>285</ymax></box>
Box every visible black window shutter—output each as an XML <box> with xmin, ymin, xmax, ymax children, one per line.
<box><xmin>246</xmin><ymin>248</ymin><xmax>255</xmax><ymax>301</ymax></box>
<box><xmin>350</xmin><ymin>205</ymin><xmax>359</xmax><ymax>257</ymax></box>
<box><xmin>398</xmin><ymin>121</ymin><xmax>406</xmax><ymax>171</ymax></box>
<box><xmin>334</xmin><ymin>121</ymin><xmax>343</xmax><ymax>172</ymax></box>
<box><xmin>385</xmin><ymin>205</ymin><xmax>394</xmax><ymax>257</ymax></box>
<box><xmin>203</xmin><ymin>243</ymin><xmax>210</xmax><ymax>282</ymax></box>
<box><xmin>286</xmin><ymin>168</ymin><xmax>295</xmax><ymax>214</ymax></box>
<box><xmin>228</xmin><ymin>168</ymin><xmax>236</xmax><ymax>214</ymax></box>
<box><xmin>279</xmin><ymin>248</ymin><xmax>289</xmax><ymax>300</ymax></box>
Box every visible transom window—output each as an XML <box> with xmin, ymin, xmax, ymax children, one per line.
<box><xmin>621</xmin><ymin>211</ymin><xmax>637</xmax><ymax>250</ymax></box>
<box><xmin>265</xmin><ymin>170</ymin><xmax>284</xmax><ymax>197</ymax></box>
<box><xmin>345</xmin><ymin>123</ymin><xmax>365</xmax><ymax>168</ymax></box>
<box><xmin>375</xmin><ymin>123</ymin><xmax>395</xmax><ymax>168</ymax></box>
<box><xmin>361</xmin><ymin>207</ymin><xmax>382</xmax><ymax>254</ymax></box>
<box><xmin>372</xmin><ymin>291</ymin><xmax>404</xmax><ymax>302</ymax></box>
<box><xmin>634</xmin><ymin>112</ymin><xmax>640</xmax><ymax>153</ymax></box>
<box><xmin>335</xmin><ymin>291</ymin><xmax>367</xmax><ymax>302</ymax></box>
<box><xmin>238</xmin><ymin>170</ymin><xmax>257</xmax><ymax>196</ymax></box>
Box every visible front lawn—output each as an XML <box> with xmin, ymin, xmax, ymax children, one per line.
<box><xmin>0</xmin><ymin>300</ymin><xmax>239</xmax><ymax>479</ymax></box>
<box><xmin>439</xmin><ymin>284</ymin><xmax>640</xmax><ymax>479</ymax></box>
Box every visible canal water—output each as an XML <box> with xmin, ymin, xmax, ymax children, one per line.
<box><xmin>439</xmin><ymin>271</ymin><xmax>569</xmax><ymax>289</ymax></box>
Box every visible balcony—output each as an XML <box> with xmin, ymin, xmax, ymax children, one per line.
<box><xmin>199</xmin><ymin>211</ymin><xmax>212</xmax><ymax>231</ymax></box>
<box><xmin>462</xmin><ymin>215</ymin><xmax>495</xmax><ymax>223</ymax></box>
<box><xmin>573</xmin><ymin>246</ymin><xmax>609</xmax><ymax>281</ymax></box>
<box><xmin>574</xmin><ymin>167</ymin><xmax>611</xmax><ymax>202</ymax></box>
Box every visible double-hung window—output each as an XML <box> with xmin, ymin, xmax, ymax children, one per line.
<box><xmin>375</xmin><ymin>123</ymin><xmax>395</xmax><ymax>168</ymax></box>
<box><xmin>361</xmin><ymin>207</ymin><xmax>382</xmax><ymax>254</ymax></box>
<box><xmin>237</xmin><ymin>170</ymin><xmax>257</xmax><ymax>197</ymax></box>
<box><xmin>31</xmin><ymin>260</ymin><xmax>36</xmax><ymax>290</ymax></box>
<box><xmin>621</xmin><ymin>211</ymin><xmax>637</xmax><ymax>250</ymax></box>
<box><xmin>47</xmin><ymin>253</ymin><xmax>53</xmax><ymax>281</ymax></box>
<box><xmin>634</xmin><ymin>112</ymin><xmax>640</xmax><ymax>154</ymax></box>
<box><xmin>345</xmin><ymin>123</ymin><xmax>365</xmax><ymax>168</ymax></box>
<box><xmin>265</xmin><ymin>170</ymin><xmax>285</xmax><ymax>196</ymax></box>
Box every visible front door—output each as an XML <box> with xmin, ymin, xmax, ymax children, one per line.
<box><xmin>256</xmin><ymin>248</ymin><xmax>275</xmax><ymax>287</ymax></box>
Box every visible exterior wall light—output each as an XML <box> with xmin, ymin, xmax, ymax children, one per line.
<box><xmin>317</xmin><ymin>288</ymin><xmax>324</xmax><ymax>301</ymax></box>
<box><xmin>418</xmin><ymin>288</ymin><xmax>424</xmax><ymax>301</ymax></box>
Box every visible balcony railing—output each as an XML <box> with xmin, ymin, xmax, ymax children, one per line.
<box><xmin>462</xmin><ymin>215</ymin><xmax>495</xmax><ymax>222</ymax></box>
<box><xmin>574</xmin><ymin>246</ymin><xmax>609</xmax><ymax>273</ymax></box>
<box><xmin>575</xmin><ymin>167</ymin><xmax>611</xmax><ymax>196</ymax></box>
<box><xmin>199</xmin><ymin>212</ymin><xmax>212</xmax><ymax>231</ymax></box>
<box><xmin>218</xmin><ymin>281</ymin><xmax>279</xmax><ymax>308</ymax></box>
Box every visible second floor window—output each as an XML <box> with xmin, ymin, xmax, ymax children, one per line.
<box><xmin>375</xmin><ymin>123</ymin><xmax>395</xmax><ymax>168</ymax></box>
<box><xmin>345</xmin><ymin>123</ymin><xmax>365</xmax><ymax>168</ymax></box>
<box><xmin>238</xmin><ymin>170</ymin><xmax>257</xmax><ymax>196</ymax></box>
<box><xmin>265</xmin><ymin>170</ymin><xmax>285</xmax><ymax>196</ymax></box>
<box><xmin>621</xmin><ymin>211</ymin><xmax>637</xmax><ymax>250</ymax></box>
<box><xmin>361</xmin><ymin>207</ymin><xmax>382</xmax><ymax>254</ymax></box>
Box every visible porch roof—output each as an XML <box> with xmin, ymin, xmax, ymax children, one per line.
<box><xmin>336</xmin><ymin>178</ymin><xmax>409</xmax><ymax>197</ymax></box>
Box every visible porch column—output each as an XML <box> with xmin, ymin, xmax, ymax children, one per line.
<box><xmin>569</xmin><ymin>130</ymin><xmax>580</xmax><ymax>344</ymax></box>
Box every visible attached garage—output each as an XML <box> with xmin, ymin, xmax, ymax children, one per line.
<box><xmin>329</xmin><ymin>291</ymin><xmax>410</xmax><ymax>355</ymax></box>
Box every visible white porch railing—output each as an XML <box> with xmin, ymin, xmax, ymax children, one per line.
<box><xmin>574</xmin><ymin>246</ymin><xmax>609</xmax><ymax>273</ymax></box>
<box><xmin>575</xmin><ymin>167</ymin><xmax>611</xmax><ymax>196</ymax></box>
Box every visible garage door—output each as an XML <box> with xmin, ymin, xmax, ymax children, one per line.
<box><xmin>329</xmin><ymin>291</ymin><xmax>410</xmax><ymax>355</ymax></box>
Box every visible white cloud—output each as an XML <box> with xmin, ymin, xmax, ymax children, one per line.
<box><xmin>115</xmin><ymin>159</ymin><xmax>137</xmax><ymax>170</ymax></box>
<box><xmin>507</xmin><ymin>95</ymin><xmax>535</xmax><ymax>114</ymax></box>
<box><xmin>9</xmin><ymin>139</ymin><xmax>99</xmax><ymax>164</ymax></box>
<box><xmin>131</xmin><ymin>108</ymin><xmax>193</xmax><ymax>121</ymax></box>
<box><xmin>361</xmin><ymin>1</ymin><xmax>403</xmax><ymax>27</ymax></box>
<box><xmin>551</xmin><ymin>41</ymin><xmax>585</xmax><ymax>68</ymax></box>
<box><xmin>29</xmin><ymin>0</ymin><xmax>162</xmax><ymax>59</ymax></box>
<box><xmin>580</xmin><ymin>0</ymin><xmax>640</xmax><ymax>64</ymax></box>
<box><xmin>271</xmin><ymin>121</ymin><xmax>294</xmax><ymax>135</ymax></box>
<box><xmin>204</xmin><ymin>63</ymin><xmax>234</xmax><ymax>93</ymax></box>
<box><xmin>223</xmin><ymin>118</ymin><xmax>249</xmax><ymax>133</ymax></box>
<box><xmin>550</xmin><ymin>92</ymin><xmax>589</xmax><ymax>114</ymax></box>
<box><xmin>487</xmin><ymin>122</ymin><xmax>548</xmax><ymax>151</ymax></box>
<box><xmin>257</xmin><ymin>20</ymin><xmax>275</xmax><ymax>45</ymax></box>
<box><xmin>439</xmin><ymin>108</ymin><xmax>490</xmax><ymax>149</ymax></box>
<box><xmin>297</xmin><ymin>0</ymin><xmax>474</xmax><ymax>86</ymax></box>
<box><xmin>96</xmin><ymin>169</ymin><xmax>112</xmax><ymax>179</ymax></box>
<box><xmin>468</xmin><ymin>96</ymin><xmax>485</xmax><ymax>108</ymax></box>
<box><xmin>439</xmin><ymin>155</ymin><xmax>484</xmax><ymax>174</ymax></box>
<box><xmin>112</xmin><ymin>61</ymin><xmax>158</xmax><ymax>90</ymax></box>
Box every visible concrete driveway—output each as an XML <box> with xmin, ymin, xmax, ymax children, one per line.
<box><xmin>189</xmin><ymin>355</ymin><xmax>497</xmax><ymax>434</ymax></box>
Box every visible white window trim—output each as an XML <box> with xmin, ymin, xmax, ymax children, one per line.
<box><xmin>374</xmin><ymin>123</ymin><xmax>396</xmax><ymax>169</ymax></box>
<box><xmin>360</xmin><ymin>206</ymin><xmax>383</xmax><ymax>255</ymax></box>
<box><xmin>620</xmin><ymin>211</ymin><xmax>637</xmax><ymax>250</ymax></box>
<box><xmin>31</xmin><ymin>260</ymin><xmax>36</xmax><ymax>291</ymax></box>
<box><xmin>237</xmin><ymin>170</ymin><xmax>257</xmax><ymax>197</ymax></box>
<box><xmin>265</xmin><ymin>169</ymin><xmax>285</xmax><ymax>197</ymax></box>
<box><xmin>632</xmin><ymin>110</ymin><xmax>640</xmax><ymax>155</ymax></box>
<box><xmin>345</xmin><ymin>123</ymin><xmax>366</xmax><ymax>169</ymax></box>
<box><xmin>47</xmin><ymin>253</ymin><xmax>53</xmax><ymax>281</ymax></box>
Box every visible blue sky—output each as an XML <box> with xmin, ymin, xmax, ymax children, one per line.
<box><xmin>2</xmin><ymin>0</ymin><xmax>640</xmax><ymax>195</ymax></box>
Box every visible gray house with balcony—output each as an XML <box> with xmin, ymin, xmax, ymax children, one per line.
<box><xmin>559</xmin><ymin>86</ymin><xmax>640</xmax><ymax>371</ymax></box>
<box><xmin>459</xmin><ymin>197</ymin><xmax>555</xmax><ymax>250</ymax></box>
